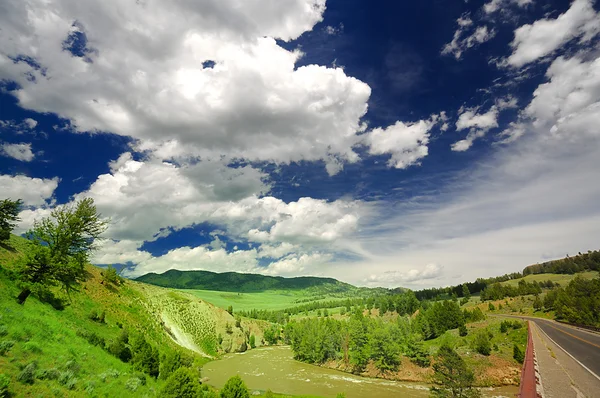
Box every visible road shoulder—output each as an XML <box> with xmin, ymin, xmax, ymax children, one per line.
<box><xmin>531</xmin><ymin>321</ymin><xmax>600</xmax><ymax>398</ymax></box>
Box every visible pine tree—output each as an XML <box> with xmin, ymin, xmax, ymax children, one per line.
<box><xmin>431</xmin><ymin>345</ymin><xmax>480</xmax><ymax>398</ymax></box>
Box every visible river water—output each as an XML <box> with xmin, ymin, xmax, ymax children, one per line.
<box><xmin>202</xmin><ymin>346</ymin><xmax>518</xmax><ymax>398</ymax></box>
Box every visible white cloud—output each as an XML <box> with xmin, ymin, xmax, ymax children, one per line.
<box><xmin>257</xmin><ymin>242</ymin><xmax>298</xmax><ymax>258</ymax></box>
<box><xmin>442</xmin><ymin>19</ymin><xmax>496</xmax><ymax>60</ymax></box>
<box><xmin>1</xmin><ymin>142</ymin><xmax>35</xmax><ymax>161</ymax></box>
<box><xmin>0</xmin><ymin>174</ymin><xmax>58</xmax><ymax>206</ymax></box>
<box><xmin>498</xmin><ymin>122</ymin><xmax>527</xmax><ymax>143</ymax></box>
<box><xmin>0</xmin><ymin>119</ymin><xmax>38</xmax><ymax>134</ymax></box>
<box><xmin>484</xmin><ymin>0</ymin><xmax>534</xmax><ymax>14</ymax></box>
<box><xmin>18</xmin><ymin>152</ymin><xmax>363</xmax><ymax>277</ymax></box>
<box><xmin>364</xmin><ymin>119</ymin><xmax>436</xmax><ymax>169</ymax></box>
<box><xmin>0</xmin><ymin>0</ymin><xmax>380</xmax><ymax>171</ymax></box>
<box><xmin>121</xmin><ymin>245</ymin><xmax>261</xmax><ymax>278</ymax></box>
<box><xmin>507</xmin><ymin>0</ymin><xmax>600</xmax><ymax>67</ymax></box>
<box><xmin>451</xmin><ymin>106</ymin><xmax>499</xmax><ymax>151</ymax></box>
<box><xmin>23</xmin><ymin>118</ymin><xmax>37</xmax><ymax>129</ymax></box>
<box><xmin>67</xmin><ymin>154</ymin><xmax>271</xmax><ymax>241</ymax></box>
<box><xmin>525</xmin><ymin>54</ymin><xmax>600</xmax><ymax>137</ymax></box>
<box><xmin>366</xmin><ymin>264</ymin><xmax>443</xmax><ymax>286</ymax></box>
<box><xmin>94</xmin><ymin>238</ymin><xmax>329</xmax><ymax>278</ymax></box>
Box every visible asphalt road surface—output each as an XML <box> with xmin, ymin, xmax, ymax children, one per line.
<box><xmin>530</xmin><ymin>318</ymin><xmax>600</xmax><ymax>378</ymax></box>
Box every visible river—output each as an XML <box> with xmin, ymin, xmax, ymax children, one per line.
<box><xmin>202</xmin><ymin>346</ymin><xmax>518</xmax><ymax>397</ymax></box>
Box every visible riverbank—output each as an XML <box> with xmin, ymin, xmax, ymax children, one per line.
<box><xmin>319</xmin><ymin>352</ymin><xmax>520</xmax><ymax>387</ymax></box>
<box><xmin>202</xmin><ymin>345</ymin><xmax>519</xmax><ymax>398</ymax></box>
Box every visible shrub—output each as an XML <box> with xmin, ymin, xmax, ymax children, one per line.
<box><xmin>23</xmin><ymin>341</ymin><xmax>42</xmax><ymax>354</ymax></box>
<box><xmin>0</xmin><ymin>340</ymin><xmax>14</xmax><ymax>356</ymax></box>
<box><xmin>88</xmin><ymin>310</ymin><xmax>106</xmax><ymax>323</ymax></box>
<box><xmin>513</xmin><ymin>344</ymin><xmax>525</xmax><ymax>364</ymax></box>
<box><xmin>108</xmin><ymin>330</ymin><xmax>132</xmax><ymax>362</ymax></box>
<box><xmin>488</xmin><ymin>303</ymin><xmax>496</xmax><ymax>311</ymax></box>
<box><xmin>0</xmin><ymin>374</ymin><xmax>10</xmax><ymax>398</ymax></box>
<box><xmin>459</xmin><ymin>324</ymin><xmax>468</xmax><ymax>337</ymax></box>
<box><xmin>159</xmin><ymin>351</ymin><xmax>182</xmax><ymax>380</ymax></box>
<box><xmin>102</xmin><ymin>265</ymin><xmax>121</xmax><ymax>285</ymax></box>
<box><xmin>159</xmin><ymin>367</ymin><xmax>200</xmax><ymax>398</ymax></box>
<box><xmin>249</xmin><ymin>334</ymin><xmax>256</xmax><ymax>349</ymax></box>
<box><xmin>84</xmin><ymin>381</ymin><xmax>96</xmax><ymax>395</ymax></box>
<box><xmin>64</xmin><ymin>360</ymin><xmax>80</xmax><ymax>373</ymax></box>
<box><xmin>125</xmin><ymin>377</ymin><xmax>143</xmax><ymax>392</ymax></box>
<box><xmin>225</xmin><ymin>323</ymin><xmax>233</xmax><ymax>334</ymax></box>
<box><xmin>473</xmin><ymin>330</ymin><xmax>491</xmax><ymax>356</ymax></box>
<box><xmin>265</xmin><ymin>390</ymin><xmax>274</xmax><ymax>398</ymax></box>
<box><xmin>512</xmin><ymin>320</ymin><xmax>523</xmax><ymax>329</ymax></box>
<box><xmin>58</xmin><ymin>370</ymin><xmax>75</xmax><ymax>386</ymax></box>
<box><xmin>336</xmin><ymin>394</ymin><xmax>346</xmax><ymax>398</ymax></box>
<box><xmin>99</xmin><ymin>369</ymin><xmax>120</xmax><ymax>381</ymax></box>
<box><xmin>131</xmin><ymin>336</ymin><xmax>160</xmax><ymax>378</ymax></box>
<box><xmin>0</xmin><ymin>326</ymin><xmax>7</xmax><ymax>337</ymax></box>
<box><xmin>220</xmin><ymin>375</ymin><xmax>249</xmax><ymax>398</ymax></box>
<box><xmin>36</xmin><ymin>368</ymin><xmax>60</xmax><ymax>380</ymax></box>
<box><xmin>17</xmin><ymin>362</ymin><xmax>37</xmax><ymax>384</ymax></box>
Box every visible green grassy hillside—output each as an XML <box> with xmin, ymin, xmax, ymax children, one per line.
<box><xmin>0</xmin><ymin>235</ymin><xmax>272</xmax><ymax>397</ymax></box>
<box><xmin>136</xmin><ymin>269</ymin><xmax>355</xmax><ymax>293</ymax></box>
<box><xmin>499</xmin><ymin>271</ymin><xmax>598</xmax><ymax>287</ymax></box>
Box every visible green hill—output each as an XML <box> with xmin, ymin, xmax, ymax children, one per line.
<box><xmin>0</xmin><ymin>235</ymin><xmax>270</xmax><ymax>397</ymax></box>
<box><xmin>136</xmin><ymin>269</ymin><xmax>356</xmax><ymax>293</ymax></box>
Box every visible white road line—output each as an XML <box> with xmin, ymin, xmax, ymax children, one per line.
<box><xmin>533</xmin><ymin>321</ymin><xmax>600</xmax><ymax>382</ymax></box>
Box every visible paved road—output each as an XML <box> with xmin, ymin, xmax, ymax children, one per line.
<box><xmin>528</xmin><ymin>318</ymin><xmax>600</xmax><ymax>380</ymax></box>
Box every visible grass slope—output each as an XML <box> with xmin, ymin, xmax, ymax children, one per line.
<box><xmin>0</xmin><ymin>235</ymin><xmax>272</xmax><ymax>397</ymax></box>
<box><xmin>498</xmin><ymin>271</ymin><xmax>598</xmax><ymax>287</ymax></box>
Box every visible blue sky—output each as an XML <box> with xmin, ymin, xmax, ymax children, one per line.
<box><xmin>1</xmin><ymin>0</ymin><xmax>600</xmax><ymax>288</ymax></box>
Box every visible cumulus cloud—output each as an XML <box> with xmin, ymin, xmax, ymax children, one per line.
<box><xmin>18</xmin><ymin>152</ymin><xmax>362</xmax><ymax>276</ymax></box>
<box><xmin>0</xmin><ymin>118</ymin><xmax>38</xmax><ymax>134</ymax></box>
<box><xmin>0</xmin><ymin>0</ymin><xmax>380</xmax><ymax>171</ymax></box>
<box><xmin>525</xmin><ymin>54</ymin><xmax>600</xmax><ymax>137</ymax></box>
<box><xmin>0</xmin><ymin>174</ymin><xmax>58</xmax><ymax>206</ymax></box>
<box><xmin>484</xmin><ymin>0</ymin><xmax>534</xmax><ymax>14</ymax></box>
<box><xmin>1</xmin><ymin>142</ymin><xmax>35</xmax><ymax>161</ymax></box>
<box><xmin>451</xmin><ymin>96</ymin><xmax>518</xmax><ymax>151</ymax></box>
<box><xmin>364</xmin><ymin>118</ymin><xmax>437</xmax><ymax>169</ymax></box>
<box><xmin>451</xmin><ymin>106</ymin><xmax>499</xmax><ymax>151</ymax></box>
<box><xmin>442</xmin><ymin>16</ymin><xmax>496</xmax><ymax>60</ymax></box>
<box><xmin>93</xmin><ymin>238</ymin><xmax>329</xmax><ymax>278</ymax></box>
<box><xmin>507</xmin><ymin>0</ymin><xmax>600</xmax><ymax>67</ymax></box>
<box><xmin>367</xmin><ymin>264</ymin><xmax>443</xmax><ymax>286</ymax></box>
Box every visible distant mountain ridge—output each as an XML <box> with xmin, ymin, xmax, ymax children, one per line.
<box><xmin>135</xmin><ymin>269</ymin><xmax>357</xmax><ymax>293</ymax></box>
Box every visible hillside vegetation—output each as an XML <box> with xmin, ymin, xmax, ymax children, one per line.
<box><xmin>0</xmin><ymin>234</ymin><xmax>271</xmax><ymax>397</ymax></box>
<box><xmin>136</xmin><ymin>269</ymin><xmax>357</xmax><ymax>294</ymax></box>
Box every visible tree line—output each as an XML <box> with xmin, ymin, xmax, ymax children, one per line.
<box><xmin>542</xmin><ymin>274</ymin><xmax>600</xmax><ymax>328</ymax></box>
<box><xmin>479</xmin><ymin>279</ymin><xmax>545</xmax><ymax>301</ymax></box>
<box><xmin>414</xmin><ymin>272</ymin><xmax>523</xmax><ymax>301</ymax></box>
<box><xmin>523</xmin><ymin>251</ymin><xmax>600</xmax><ymax>275</ymax></box>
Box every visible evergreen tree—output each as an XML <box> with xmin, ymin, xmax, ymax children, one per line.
<box><xmin>461</xmin><ymin>284</ymin><xmax>471</xmax><ymax>299</ymax></box>
<box><xmin>0</xmin><ymin>198</ymin><xmax>22</xmax><ymax>242</ymax></box>
<box><xmin>431</xmin><ymin>345</ymin><xmax>480</xmax><ymax>398</ymax></box>
<box><xmin>159</xmin><ymin>367</ymin><xmax>199</xmax><ymax>398</ymax></box>
<box><xmin>370</xmin><ymin>326</ymin><xmax>401</xmax><ymax>372</ymax></box>
<box><xmin>220</xmin><ymin>375</ymin><xmax>249</xmax><ymax>398</ymax></box>
<box><xmin>131</xmin><ymin>336</ymin><xmax>160</xmax><ymax>378</ymax></box>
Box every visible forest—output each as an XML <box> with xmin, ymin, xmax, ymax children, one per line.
<box><xmin>523</xmin><ymin>250</ymin><xmax>600</xmax><ymax>275</ymax></box>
